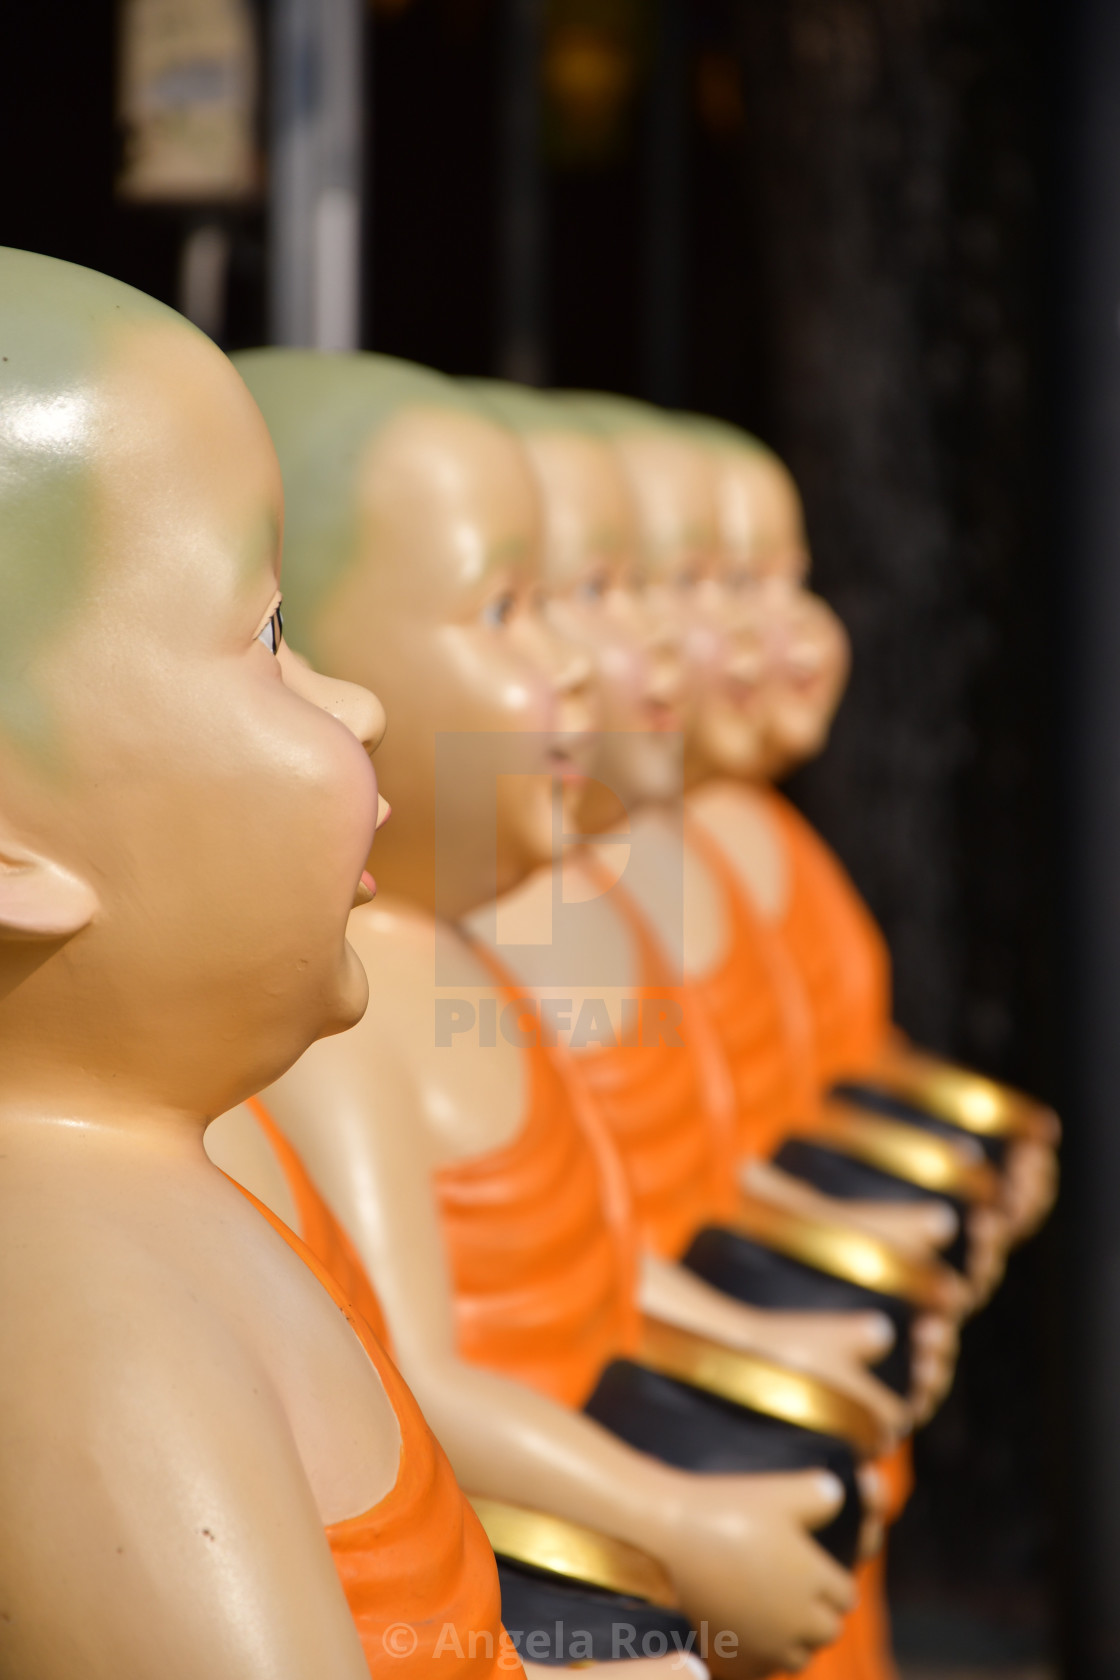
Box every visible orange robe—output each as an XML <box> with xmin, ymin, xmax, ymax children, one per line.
<box><xmin>770</xmin><ymin>1443</ymin><xmax>910</xmax><ymax>1680</ymax></box>
<box><xmin>763</xmin><ymin>788</ymin><xmax>893</xmax><ymax>1080</ymax></box>
<box><xmin>235</xmin><ymin>1101</ymin><xmax>519</xmax><ymax>1678</ymax></box>
<box><xmin>421</xmin><ymin>956</ymin><xmax>893</xmax><ymax>1680</ymax></box>
<box><xmin>433</xmin><ymin>980</ymin><xmax>643</xmax><ymax>1406</ymax></box>
<box><xmin>690</xmin><ymin>794</ymin><xmax>909</xmax><ymax>1680</ymax></box>
<box><xmin>496</xmin><ymin>858</ymin><xmax>892</xmax><ymax>1680</ymax></box>
<box><xmin>683</xmin><ymin>815</ymin><xmax>821</xmax><ymax>1157</ymax></box>
<box><xmin>563</xmin><ymin>847</ymin><xmax>740</xmax><ymax>1258</ymax></box>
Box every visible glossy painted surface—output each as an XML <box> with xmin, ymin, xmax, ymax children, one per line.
<box><xmin>236</xmin><ymin>356</ymin><xmax>860</xmax><ymax>1678</ymax></box>
<box><xmin>0</xmin><ymin>252</ymin><xmax>417</xmax><ymax>1680</ymax></box>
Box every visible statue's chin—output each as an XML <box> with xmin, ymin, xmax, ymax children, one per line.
<box><xmin>699</xmin><ymin>713</ymin><xmax>768</xmax><ymax>782</ymax></box>
<box><xmin>320</xmin><ymin>941</ymin><xmax>371</xmax><ymax>1039</ymax></box>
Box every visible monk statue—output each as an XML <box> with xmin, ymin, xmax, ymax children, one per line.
<box><xmin>453</xmin><ymin>384</ymin><xmax>976</xmax><ymax>1680</ymax></box>
<box><xmin>684</xmin><ymin>412</ymin><xmax>1060</xmax><ymax>1680</ymax></box>
<box><xmin>0</xmin><ymin>248</ymin><xmax>519</xmax><ymax>1678</ymax></box>
<box><xmin>223</xmin><ymin>347</ymin><xmax>863</xmax><ymax>1679</ymax></box>
<box><xmin>512</xmin><ymin>390</ymin><xmax>985</xmax><ymax>1680</ymax></box>
<box><xmin>460</xmin><ymin>381</ymin><xmax>917</xmax><ymax>1428</ymax></box>
<box><xmin>547</xmin><ymin>396</ymin><xmax>971</xmax><ymax>1325</ymax></box>
<box><xmin>677</xmin><ymin>417</ymin><xmax>1059</xmax><ymax>1294</ymax></box>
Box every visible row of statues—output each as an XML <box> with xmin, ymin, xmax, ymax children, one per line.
<box><xmin>0</xmin><ymin>247</ymin><xmax>1058</xmax><ymax>1679</ymax></box>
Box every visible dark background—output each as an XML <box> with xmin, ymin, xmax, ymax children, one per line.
<box><xmin>0</xmin><ymin>0</ymin><xmax>1060</xmax><ymax>1667</ymax></box>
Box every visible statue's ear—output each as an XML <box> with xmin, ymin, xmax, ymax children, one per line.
<box><xmin>0</xmin><ymin>840</ymin><xmax>98</xmax><ymax>941</ymax></box>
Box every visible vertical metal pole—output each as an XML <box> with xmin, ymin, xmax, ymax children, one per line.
<box><xmin>270</xmin><ymin>0</ymin><xmax>365</xmax><ymax>349</ymax></box>
<box><xmin>1064</xmin><ymin>3</ymin><xmax>1120</xmax><ymax>1674</ymax></box>
<box><xmin>178</xmin><ymin>222</ymin><xmax>232</xmax><ymax>342</ymax></box>
<box><xmin>496</xmin><ymin>0</ymin><xmax>546</xmax><ymax>384</ymax></box>
<box><xmin>641</xmin><ymin>0</ymin><xmax>687</xmax><ymax>406</ymax></box>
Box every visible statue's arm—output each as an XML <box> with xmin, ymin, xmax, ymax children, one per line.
<box><xmin>260</xmin><ymin>1021</ymin><xmax>696</xmax><ymax>1553</ymax></box>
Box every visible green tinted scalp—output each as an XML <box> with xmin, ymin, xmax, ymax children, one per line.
<box><xmin>552</xmin><ymin>391</ymin><xmax>778</xmax><ymax>464</ymax></box>
<box><xmin>674</xmin><ymin>410</ymin><xmax>774</xmax><ymax>461</ymax></box>
<box><xmin>235</xmin><ymin>350</ymin><xmax>484</xmax><ymax>653</ymax></box>
<box><xmin>0</xmin><ymin>247</ymin><xmax>180</xmax><ymax>761</ymax></box>
<box><xmin>467</xmin><ymin>379</ymin><xmax>568</xmax><ymax>436</ymax></box>
<box><xmin>551</xmin><ymin>390</ymin><xmax>680</xmax><ymax>437</ymax></box>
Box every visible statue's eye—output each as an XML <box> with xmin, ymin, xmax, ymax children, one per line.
<box><xmin>482</xmin><ymin>590</ymin><xmax>517</xmax><ymax>628</ymax></box>
<box><xmin>257</xmin><ymin>603</ymin><xmax>284</xmax><ymax>654</ymax></box>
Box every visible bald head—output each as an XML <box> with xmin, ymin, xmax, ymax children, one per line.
<box><xmin>676</xmin><ymin>412</ymin><xmax>807</xmax><ymax>579</ymax></box>
<box><xmin>468</xmin><ymin>379</ymin><xmax>559</xmax><ymax>435</ymax></box>
<box><xmin>468</xmin><ymin>380</ymin><xmax>638</xmax><ymax>592</ymax></box>
<box><xmin>561</xmin><ymin>391</ymin><xmax>718</xmax><ymax>582</ymax></box>
<box><xmin>235</xmin><ymin>350</ymin><xmax>487</xmax><ymax>648</ymax></box>
<box><xmin>0</xmin><ymin>249</ymin><xmax>193</xmax><ymax>758</ymax></box>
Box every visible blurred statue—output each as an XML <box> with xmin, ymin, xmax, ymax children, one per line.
<box><xmin>230</xmin><ymin>347</ymin><xmax>862</xmax><ymax>1680</ymax></box>
<box><xmin>535</xmin><ymin>392</ymin><xmax>989</xmax><ymax>1680</ymax></box>
<box><xmin>464</xmin><ymin>380</ymin><xmax>915</xmax><ymax>1427</ymax></box>
<box><xmin>459</xmin><ymin>386</ymin><xmax>967</xmax><ymax>1680</ymax></box>
<box><xmin>679</xmin><ymin>417</ymin><xmax>1059</xmax><ymax>1286</ymax></box>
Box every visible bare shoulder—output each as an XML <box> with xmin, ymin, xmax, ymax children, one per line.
<box><xmin>0</xmin><ymin>1164</ymin><xmax>289</xmax><ymax>1447</ymax></box>
<box><xmin>0</xmin><ymin>1162</ymin><xmax>376</xmax><ymax>1679</ymax></box>
<box><xmin>686</xmin><ymin>780</ymin><xmax>786</xmax><ymax>917</ymax></box>
<box><xmin>687</xmin><ymin>777</ymin><xmax>776</xmax><ymax>839</ymax></box>
<box><xmin>624</xmin><ymin>807</ymin><xmax>726</xmax><ymax>976</ymax></box>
